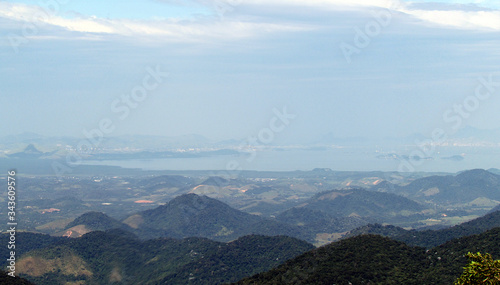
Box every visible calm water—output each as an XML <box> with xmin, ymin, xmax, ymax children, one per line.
<box><xmin>80</xmin><ymin>147</ymin><xmax>500</xmax><ymax>173</ymax></box>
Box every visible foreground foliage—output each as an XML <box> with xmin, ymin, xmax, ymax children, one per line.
<box><xmin>455</xmin><ymin>252</ymin><xmax>500</xmax><ymax>285</ymax></box>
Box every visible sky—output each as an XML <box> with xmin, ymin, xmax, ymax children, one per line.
<box><xmin>1</xmin><ymin>0</ymin><xmax>500</xmax><ymax>144</ymax></box>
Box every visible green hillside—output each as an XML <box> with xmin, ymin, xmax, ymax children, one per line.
<box><xmin>65</xmin><ymin>211</ymin><xmax>130</xmax><ymax>232</ymax></box>
<box><xmin>304</xmin><ymin>188</ymin><xmax>426</xmax><ymax>218</ymax></box>
<box><xmin>0</xmin><ymin>272</ymin><xmax>35</xmax><ymax>285</ymax></box>
<box><xmin>236</xmin><ymin>234</ymin><xmax>429</xmax><ymax>285</ymax></box>
<box><xmin>373</xmin><ymin>169</ymin><xmax>500</xmax><ymax>204</ymax></box>
<box><xmin>236</xmin><ymin>227</ymin><xmax>500</xmax><ymax>284</ymax></box>
<box><xmin>345</xmin><ymin>210</ymin><xmax>500</xmax><ymax>248</ymax></box>
<box><xmin>12</xmin><ymin>230</ymin><xmax>313</xmax><ymax>285</ymax></box>
<box><xmin>126</xmin><ymin>193</ymin><xmax>309</xmax><ymax>242</ymax></box>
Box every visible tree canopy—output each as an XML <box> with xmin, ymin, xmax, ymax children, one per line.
<box><xmin>455</xmin><ymin>252</ymin><xmax>500</xmax><ymax>285</ymax></box>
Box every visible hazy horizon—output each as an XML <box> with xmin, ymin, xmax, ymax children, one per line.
<box><xmin>2</xmin><ymin>1</ymin><xmax>500</xmax><ymax>144</ymax></box>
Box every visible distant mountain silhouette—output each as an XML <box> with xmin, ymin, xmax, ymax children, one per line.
<box><xmin>0</xmin><ymin>132</ymin><xmax>46</xmax><ymax>144</ymax></box>
<box><xmin>314</xmin><ymin>132</ymin><xmax>369</xmax><ymax>145</ymax></box>
<box><xmin>452</xmin><ymin>125</ymin><xmax>500</xmax><ymax>142</ymax></box>
<box><xmin>7</xmin><ymin>144</ymin><xmax>47</xmax><ymax>159</ymax></box>
<box><xmin>200</xmin><ymin>176</ymin><xmax>229</xmax><ymax>186</ymax></box>
<box><xmin>373</xmin><ymin>169</ymin><xmax>500</xmax><ymax>204</ymax></box>
<box><xmin>136</xmin><ymin>175</ymin><xmax>195</xmax><ymax>190</ymax></box>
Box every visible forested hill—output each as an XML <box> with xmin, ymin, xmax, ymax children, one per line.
<box><xmin>235</xmin><ymin>227</ymin><xmax>500</xmax><ymax>285</ymax></box>
<box><xmin>372</xmin><ymin>169</ymin><xmax>500</xmax><ymax>204</ymax></box>
<box><xmin>65</xmin><ymin>211</ymin><xmax>127</xmax><ymax>231</ymax></box>
<box><xmin>235</xmin><ymin>234</ymin><xmax>430</xmax><ymax>285</ymax></box>
<box><xmin>301</xmin><ymin>188</ymin><xmax>426</xmax><ymax>218</ymax></box>
<box><xmin>344</xmin><ymin>210</ymin><xmax>500</xmax><ymax>248</ymax></box>
<box><xmin>123</xmin><ymin>193</ymin><xmax>309</xmax><ymax>242</ymax></box>
<box><xmin>0</xmin><ymin>272</ymin><xmax>35</xmax><ymax>285</ymax></box>
<box><xmin>5</xmin><ymin>230</ymin><xmax>313</xmax><ymax>285</ymax></box>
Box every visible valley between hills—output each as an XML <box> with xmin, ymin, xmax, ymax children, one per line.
<box><xmin>2</xmin><ymin>168</ymin><xmax>500</xmax><ymax>284</ymax></box>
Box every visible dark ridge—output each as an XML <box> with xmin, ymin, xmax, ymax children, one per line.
<box><xmin>345</xmin><ymin>210</ymin><xmax>500</xmax><ymax>248</ymax></box>
<box><xmin>65</xmin><ymin>211</ymin><xmax>130</xmax><ymax>232</ymax></box>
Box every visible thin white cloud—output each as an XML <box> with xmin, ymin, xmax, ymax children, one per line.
<box><xmin>0</xmin><ymin>2</ymin><xmax>313</xmax><ymax>42</ymax></box>
<box><xmin>1</xmin><ymin>0</ymin><xmax>500</xmax><ymax>46</ymax></box>
<box><xmin>236</xmin><ymin>0</ymin><xmax>500</xmax><ymax>30</ymax></box>
<box><xmin>235</xmin><ymin>0</ymin><xmax>401</xmax><ymax>9</ymax></box>
<box><xmin>186</xmin><ymin>0</ymin><xmax>401</xmax><ymax>10</ymax></box>
<box><xmin>404</xmin><ymin>8</ymin><xmax>500</xmax><ymax>30</ymax></box>
<box><xmin>194</xmin><ymin>0</ymin><xmax>500</xmax><ymax>31</ymax></box>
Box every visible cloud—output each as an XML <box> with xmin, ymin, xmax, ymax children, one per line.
<box><xmin>231</xmin><ymin>0</ymin><xmax>500</xmax><ymax>30</ymax></box>
<box><xmin>174</xmin><ymin>0</ymin><xmax>401</xmax><ymax>10</ymax></box>
<box><xmin>404</xmin><ymin>8</ymin><xmax>500</xmax><ymax>30</ymax></box>
<box><xmin>1</xmin><ymin>0</ymin><xmax>500</xmax><ymax>47</ymax></box>
<box><xmin>173</xmin><ymin>0</ymin><xmax>500</xmax><ymax>32</ymax></box>
<box><xmin>0</xmin><ymin>2</ymin><xmax>313</xmax><ymax>42</ymax></box>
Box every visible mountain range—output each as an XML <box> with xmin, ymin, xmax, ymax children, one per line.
<box><xmin>4</xmin><ymin>126</ymin><xmax>500</xmax><ymax>156</ymax></box>
<box><xmin>4</xmin><ymin>191</ymin><xmax>500</xmax><ymax>284</ymax></box>
<box><xmin>273</xmin><ymin>188</ymin><xmax>429</xmax><ymax>244</ymax></box>
<box><xmin>7</xmin><ymin>208</ymin><xmax>500</xmax><ymax>285</ymax></box>
<box><xmin>6</xmin><ymin>211</ymin><xmax>500</xmax><ymax>285</ymax></box>
<box><xmin>372</xmin><ymin>169</ymin><xmax>500</xmax><ymax>205</ymax></box>
<box><xmin>314</xmin><ymin>126</ymin><xmax>500</xmax><ymax>146</ymax></box>
<box><xmin>295</xmin><ymin>188</ymin><xmax>426</xmax><ymax>218</ymax></box>
<box><xmin>0</xmin><ymin>133</ymin><xmax>214</xmax><ymax>151</ymax></box>
<box><xmin>58</xmin><ymin>190</ymin><xmax>431</xmax><ymax>245</ymax></box>
<box><xmin>344</xmin><ymin>209</ymin><xmax>500</xmax><ymax>248</ymax></box>
<box><xmin>47</xmin><ymin>193</ymin><xmax>311</xmax><ymax>242</ymax></box>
